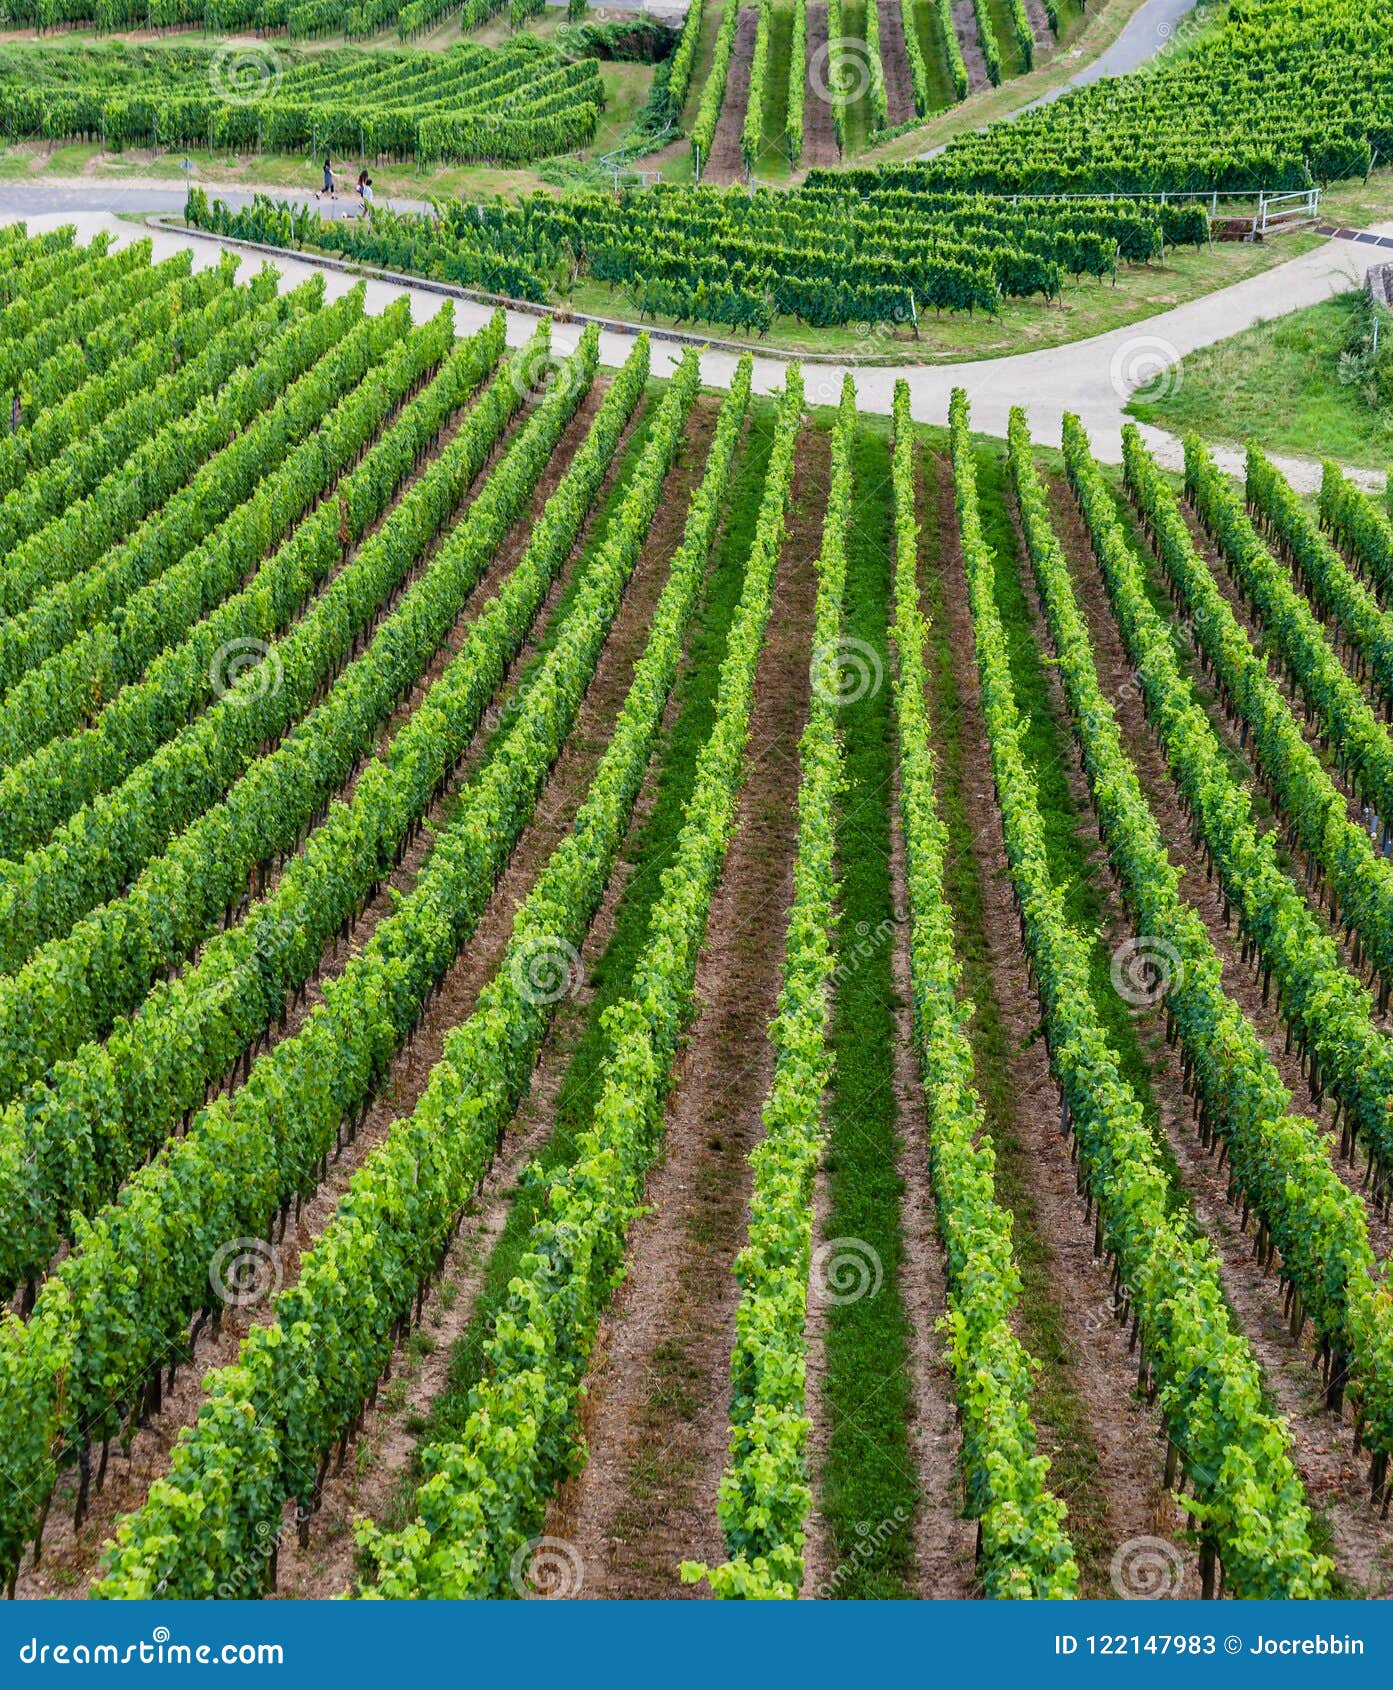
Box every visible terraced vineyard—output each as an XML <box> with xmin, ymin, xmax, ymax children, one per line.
<box><xmin>677</xmin><ymin>0</ymin><xmax>1065</xmax><ymax>177</ymax></box>
<box><xmin>0</xmin><ymin>213</ymin><xmax>1391</xmax><ymax>1610</ymax></box>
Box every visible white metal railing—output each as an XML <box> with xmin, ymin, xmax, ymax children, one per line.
<box><xmin>1256</xmin><ymin>188</ymin><xmax>1322</xmax><ymax>235</ymax></box>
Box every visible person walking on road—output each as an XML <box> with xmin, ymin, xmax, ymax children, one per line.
<box><xmin>316</xmin><ymin>155</ymin><xmax>335</xmax><ymax>202</ymax></box>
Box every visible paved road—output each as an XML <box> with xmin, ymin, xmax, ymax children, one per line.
<box><xmin>920</xmin><ymin>0</ymin><xmax>1199</xmax><ymax>155</ymax></box>
<box><xmin>4</xmin><ymin>206</ymin><xmax>1385</xmax><ymax>490</ymax></box>
<box><xmin>0</xmin><ymin>179</ymin><xmax>430</xmax><ymax>219</ymax></box>
<box><xmin>1034</xmin><ymin>0</ymin><xmax>1199</xmax><ymax>102</ymax></box>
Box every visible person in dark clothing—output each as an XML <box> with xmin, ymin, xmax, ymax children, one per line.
<box><xmin>315</xmin><ymin>156</ymin><xmax>335</xmax><ymax>201</ymax></box>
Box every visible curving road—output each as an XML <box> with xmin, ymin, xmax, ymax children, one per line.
<box><xmin>1031</xmin><ymin>0</ymin><xmax>1200</xmax><ymax>104</ymax></box>
<box><xmin>15</xmin><ymin>0</ymin><xmax>1355</xmax><ymax>487</ymax></box>
<box><xmin>919</xmin><ymin>0</ymin><xmax>1200</xmax><ymax>155</ymax></box>
<box><xmin>0</xmin><ymin>0</ymin><xmax>1376</xmax><ymax>496</ymax></box>
<box><xmin>5</xmin><ymin>201</ymin><xmax>1384</xmax><ymax>491</ymax></box>
<box><xmin>0</xmin><ymin>178</ymin><xmax>430</xmax><ymax>219</ymax></box>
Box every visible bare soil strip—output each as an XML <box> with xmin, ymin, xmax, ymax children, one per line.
<box><xmin>887</xmin><ymin>755</ymin><xmax>980</xmax><ymax>1599</ymax></box>
<box><xmin>878</xmin><ymin>0</ymin><xmax>921</xmax><ymax>127</ymax></box>
<box><xmin>554</xmin><ymin>430</ymin><xmax>830</xmax><ymax>1599</ymax></box>
<box><xmin>950</xmin><ymin>0</ymin><xmax>992</xmax><ymax>94</ymax></box>
<box><xmin>706</xmin><ymin>7</ymin><xmax>759</xmax><ymax>182</ymax></box>
<box><xmin>799</xmin><ymin>1134</ymin><xmax>836</xmax><ymax>1596</ymax></box>
<box><xmin>268</xmin><ymin>400</ymin><xmax>731</xmax><ymax>1601</ymax></box>
<box><xmin>1100</xmin><ymin>487</ymin><xmax>1393</xmax><ymax>1248</ymax></box>
<box><xmin>17</xmin><ymin>388</ymin><xmax>623</xmax><ymax>1600</ymax></box>
<box><xmin>1042</xmin><ymin>476</ymin><xmax>1393</xmax><ymax>1596</ymax></box>
<box><xmin>932</xmin><ymin>450</ymin><xmax>1194</xmax><ymax>1599</ymax></box>
<box><xmin>1168</xmin><ymin>499</ymin><xmax>1393</xmax><ymax>1019</ymax></box>
<box><xmin>1023</xmin><ymin>0</ymin><xmax>1054</xmax><ymax>52</ymax></box>
<box><xmin>803</xmin><ymin>5</ymin><xmax>842</xmax><ymax>167</ymax></box>
<box><xmin>1175</xmin><ymin>499</ymin><xmax>1372</xmax><ymax>835</ymax></box>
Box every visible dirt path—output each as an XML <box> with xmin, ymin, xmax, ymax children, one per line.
<box><xmin>1023</xmin><ymin>0</ymin><xmax>1054</xmax><ymax>52</ymax></box>
<box><xmin>933</xmin><ymin>450</ymin><xmax>1195</xmax><ymax>1598</ymax></box>
<box><xmin>950</xmin><ymin>0</ymin><xmax>992</xmax><ymax>94</ymax></box>
<box><xmin>705</xmin><ymin>6</ymin><xmax>759</xmax><ymax>182</ymax></box>
<box><xmin>553</xmin><ymin>429</ymin><xmax>829</xmax><ymax>1598</ymax></box>
<box><xmin>1167</xmin><ymin>500</ymin><xmax>1393</xmax><ymax>1036</ymax></box>
<box><xmin>270</xmin><ymin>399</ymin><xmax>731</xmax><ymax>1600</ymax></box>
<box><xmin>802</xmin><ymin>5</ymin><xmax>841</xmax><ymax>167</ymax></box>
<box><xmin>1175</xmin><ymin>500</ymin><xmax>1373</xmax><ymax>835</ymax></box>
<box><xmin>799</xmin><ymin>1121</ymin><xmax>836</xmax><ymax>1595</ymax></box>
<box><xmin>887</xmin><ymin>751</ymin><xmax>979</xmax><ymax>1598</ymax></box>
<box><xmin>33</xmin><ymin>210</ymin><xmax>1393</xmax><ymax>494</ymax></box>
<box><xmin>1095</xmin><ymin>488</ymin><xmax>1393</xmax><ymax>1249</ymax></box>
<box><xmin>1041</xmin><ymin>475</ymin><xmax>1393</xmax><ymax>1596</ymax></box>
<box><xmin>878</xmin><ymin>0</ymin><xmax>920</xmax><ymax>127</ymax></box>
<box><xmin>17</xmin><ymin>388</ymin><xmax>618</xmax><ymax>1601</ymax></box>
